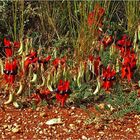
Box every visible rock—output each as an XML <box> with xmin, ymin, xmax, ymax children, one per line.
<box><xmin>11</xmin><ymin>136</ymin><xmax>16</xmax><ymax>139</ymax></box>
<box><xmin>71</xmin><ymin>112</ymin><xmax>75</xmax><ymax>115</ymax></box>
<box><xmin>39</xmin><ymin>130</ymin><xmax>43</xmax><ymax>134</ymax></box>
<box><xmin>40</xmin><ymin>112</ymin><xmax>47</xmax><ymax>117</ymax></box>
<box><xmin>46</xmin><ymin>118</ymin><xmax>63</xmax><ymax>125</ymax></box>
<box><xmin>55</xmin><ymin>110</ymin><xmax>58</xmax><ymax>114</ymax></box>
<box><xmin>66</xmin><ymin>137</ymin><xmax>72</xmax><ymax>140</ymax></box>
<box><xmin>71</xmin><ymin>106</ymin><xmax>75</xmax><ymax>110</ymax></box>
<box><xmin>3</xmin><ymin>124</ymin><xmax>8</xmax><ymax>129</ymax></box>
<box><xmin>34</xmin><ymin>115</ymin><xmax>37</xmax><ymax>118</ymax></box>
<box><xmin>134</xmin><ymin>115</ymin><xmax>140</xmax><ymax>118</ymax></box>
<box><xmin>12</xmin><ymin>127</ymin><xmax>20</xmax><ymax>133</ymax></box>
<box><xmin>107</xmin><ymin>104</ymin><xmax>114</xmax><ymax>111</ymax></box>
<box><xmin>82</xmin><ymin>135</ymin><xmax>87</xmax><ymax>139</ymax></box>
<box><xmin>125</xmin><ymin>128</ymin><xmax>133</xmax><ymax>133</ymax></box>
<box><xmin>76</xmin><ymin>120</ymin><xmax>82</xmax><ymax>124</ymax></box>
<box><xmin>1</xmin><ymin>135</ymin><xmax>6</xmax><ymax>139</ymax></box>
<box><xmin>63</xmin><ymin>128</ymin><xmax>69</xmax><ymax>133</ymax></box>
<box><xmin>95</xmin><ymin>124</ymin><xmax>103</xmax><ymax>130</ymax></box>
<box><xmin>6</xmin><ymin>116</ymin><xmax>12</xmax><ymax>122</ymax></box>
<box><xmin>7</xmin><ymin>124</ymin><xmax>12</xmax><ymax>130</ymax></box>
<box><xmin>38</xmin><ymin>122</ymin><xmax>43</xmax><ymax>126</ymax></box>
<box><xmin>69</xmin><ymin>124</ymin><xmax>76</xmax><ymax>130</ymax></box>
<box><xmin>98</xmin><ymin>131</ymin><xmax>104</xmax><ymax>136</ymax></box>
<box><xmin>36</xmin><ymin>107</ymin><xmax>40</xmax><ymax>111</ymax></box>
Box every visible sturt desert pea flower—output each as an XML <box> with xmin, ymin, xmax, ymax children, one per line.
<box><xmin>30</xmin><ymin>89</ymin><xmax>52</xmax><ymax>105</ymax></box>
<box><xmin>116</xmin><ymin>35</ymin><xmax>132</xmax><ymax>56</ymax></box>
<box><xmin>13</xmin><ymin>41</ymin><xmax>20</xmax><ymax>48</ymax></box>
<box><xmin>39</xmin><ymin>89</ymin><xmax>52</xmax><ymax>100</ymax></box>
<box><xmin>55</xmin><ymin>80</ymin><xmax>71</xmax><ymax>107</ymax></box>
<box><xmin>30</xmin><ymin>89</ymin><xmax>41</xmax><ymax>105</ymax></box>
<box><xmin>101</xmin><ymin>65</ymin><xmax>116</xmax><ymax>91</ymax></box>
<box><xmin>52</xmin><ymin>57</ymin><xmax>66</xmax><ymax>69</ymax></box>
<box><xmin>38</xmin><ymin>55</ymin><xmax>51</xmax><ymax>64</ymax></box>
<box><xmin>121</xmin><ymin>50</ymin><xmax>137</xmax><ymax>82</ymax></box>
<box><xmin>4</xmin><ymin>59</ymin><xmax>11</xmax><ymax>83</ymax></box>
<box><xmin>87</xmin><ymin>4</ymin><xmax>105</xmax><ymax>27</ymax></box>
<box><xmin>4</xmin><ymin>38</ymin><xmax>12</xmax><ymax>57</ymax></box>
<box><xmin>4</xmin><ymin>58</ymin><xmax>18</xmax><ymax>84</ymax></box>
<box><xmin>9</xmin><ymin>59</ymin><xmax>18</xmax><ymax>84</ymax></box>
<box><xmin>24</xmin><ymin>51</ymin><xmax>38</xmax><ymax>72</ymax></box>
<box><xmin>88</xmin><ymin>55</ymin><xmax>101</xmax><ymax>76</ymax></box>
<box><xmin>52</xmin><ymin>58</ymin><xmax>61</xmax><ymax>68</ymax></box>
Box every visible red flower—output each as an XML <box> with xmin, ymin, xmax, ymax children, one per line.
<box><xmin>60</xmin><ymin>57</ymin><xmax>66</xmax><ymax>65</ymax></box>
<box><xmin>30</xmin><ymin>93</ymin><xmax>41</xmax><ymax>105</ymax></box>
<box><xmin>52</xmin><ymin>57</ymin><xmax>66</xmax><ymax>69</ymax></box>
<box><xmin>45</xmin><ymin>55</ymin><xmax>51</xmax><ymax>62</ymax></box>
<box><xmin>4</xmin><ymin>60</ymin><xmax>10</xmax><ymax>83</ymax></box>
<box><xmin>4</xmin><ymin>38</ymin><xmax>12</xmax><ymax>57</ymax></box>
<box><xmin>40</xmin><ymin>89</ymin><xmax>51</xmax><ymax>96</ymax></box>
<box><xmin>29</xmin><ymin>51</ymin><xmax>37</xmax><ymax>58</ymax></box>
<box><xmin>53</xmin><ymin>58</ymin><xmax>61</xmax><ymax>68</ymax></box>
<box><xmin>38</xmin><ymin>55</ymin><xmax>51</xmax><ymax>64</ymax></box>
<box><xmin>4</xmin><ymin>38</ymin><xmax>11</xmax><ymax>47</ymax></box>
<box><xmin>121</xmin><ymin>50</ymin><xmax>137</xmax><ymax>82</ymax></box>
<box><xmin>14</xmin><ymin>41</ymin><xmax>20</xmax><ymax>48</ymax></box>
<box><xmin>24</xmin><ymin>51</ymin><xmax>38</xmax><ymax>72</ymax></box>
<box><xmin>88</xmin><ymin>55</ymin><xmax>94</xmax><ymax>61</ymax></box>
<box><xmin>102</xmin><ymin>65</ymin><xmax>116</xmax><ymax>90</ymax></box>
<box><xmin>87</xmin><ymin>4</ymin><xmax>105</xmax><ymax>27</ymax></box>
<box><xmin>4</xmin><ymin>59</ymin><xmax>18</xmax><ymax>84</ymax></box>
<box><xmin>98</xmin><ymin>7</ymin><xmax>105</xmax><ymax>17</ymax></box>
<box><xmin>56</xmin><ymin>93</ymin><xmax>69</xmax><ymax>107</ymax></box>
<box><xmin>88</xmin><ymin>55</ymin><xmax>101</xmax><ymax>76</ymax></box>
<box><xmin>55</xmin><ymin>80</ymin><xmax>71</xmax><ymax>107</ymax></box>
<box><xmin>24</xmin><ymin>58</ymin><xmax>31</xmax><ymax>72</ymax></box>
<box><xmin>116</xmin><ymin>35</ymin><xmax>132</xmax><ymax>57</ymax></box>
<box><xmin>87</xmin><ymin>12</ymin><xmax>94</xmax><ymax>27</ymax></box>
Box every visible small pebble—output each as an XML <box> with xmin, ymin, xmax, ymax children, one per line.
<box><xmin>82</xmin><ymin>135</ymin><xmax>87</xmax><ymax>139</ymax></box>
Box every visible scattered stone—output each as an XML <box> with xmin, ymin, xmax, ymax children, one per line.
<box><xmin>98</xmin><ymin>131</ymin><xmax>104</xmax><ymax>136</ymax></box>
<box><xmin>63</xmin><ymin>128</ymin><xmax>69</xmax><ymax>133</ymax></box>
<box><xmin>34</xmin><ymin>115</ymin><xmax>37</xmax><ymax>118</ymax></box>
<box><xmin>66</xmin><ymin>137</ymin><xmax>72</xmax><ymax>140</ymax></box>
<box><xmin>36</xmin><ymin>107</ymin><xmax>40</xmax><ymax>111</ymax></box>
<box><xmin>6</xmin><ymin>116</ymin><xmax>12</xmax><ymax>122</ymax></box>
<box><xmin>134</xmin><ymin>115</ymin><xmax>140</xmax><ymax>119</ymax></box>
<box><xmin>125</xmin><ymin>128</ymin><xmax>133</xmax><ymax>133</ymax></box>
<box><xmin>71</xmin><ymin>112</ymin><xmax>75</xmax><ymax>115</ymax></box>
<box><xmin>1</xmin><ymin>135</ymin><xmax>6</xmax><ymax>139</ymax></box>
<box><xmin>3</xmin><ymin>124</ymin><xmax>8</xmax><ymax>129</ymax></box>
<box><xmin>55</xmin><ymin>110</ymin><xmax>58</xmax><ymax>114</ymax></box>
<box><xmin>95</xmin><ymin>124</ymin><xmax>104</xmax><ymax>130</ymax></box>
<box><xmin>7</xmin><ymin>124</ymin><xmax>12</xmax><ymax>131</ymax></box>
<box><xmin>76</xmin><ymin>120</ymin><xmax>82</xmax><ymax>124</ymax></box>
<box><xmin>12</xmin><ymin>127</ymin><xmax>20</xmax><ymax>133</ymax></box>
<box><xmin>39</xmin><ymin>130</ymin><xmax>43</xmax><ymax>134</ymax></box>
<box><xmin>38</xmin><ymin>122</ymin><xmax>43</xmax><ymax>126</ymax></box>
<box><xmin>82</xmin><ymin>135</ymin><xmax>87</xmax><ymax>139</ymax></box>
<box><xmin>46</xmin><ymin>118</ymin><xmax>63</xmax><ymax>125</ymax></box>
<box><xmin>69</xmin><ymin>124</ymin><xmax>76</xmax><ymax>130</ymax></box>
<box><xmin>71</xmin><ymin>106</ymin><xmax>75</xmax><ymax>110</ymax></box>
<box><xmin>40</xmin><ymin>112</ymin><xmax>47</xmax><ymax>117</ymax></box>
<box><xmin>11</xmin><ymin>136</ymin><xmax>16</xmax><ymax>139</ymax></box>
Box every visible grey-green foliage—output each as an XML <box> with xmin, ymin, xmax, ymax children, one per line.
<box><xmin>104</xmin><ymin>90</ymin><xmax>140</xmax><ymax>119</ymax></box>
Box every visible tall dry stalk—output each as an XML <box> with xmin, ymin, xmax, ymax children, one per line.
<box><xmin>125</xmin><ymin>1</ymin><xmax>140</xmax><ymax>36</ymax></box>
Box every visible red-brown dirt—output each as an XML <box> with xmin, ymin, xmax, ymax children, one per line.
<box><xmin>0</xmin><ymin>105</ymin><xmax>140</xmax><ymax>140</ymax></box>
